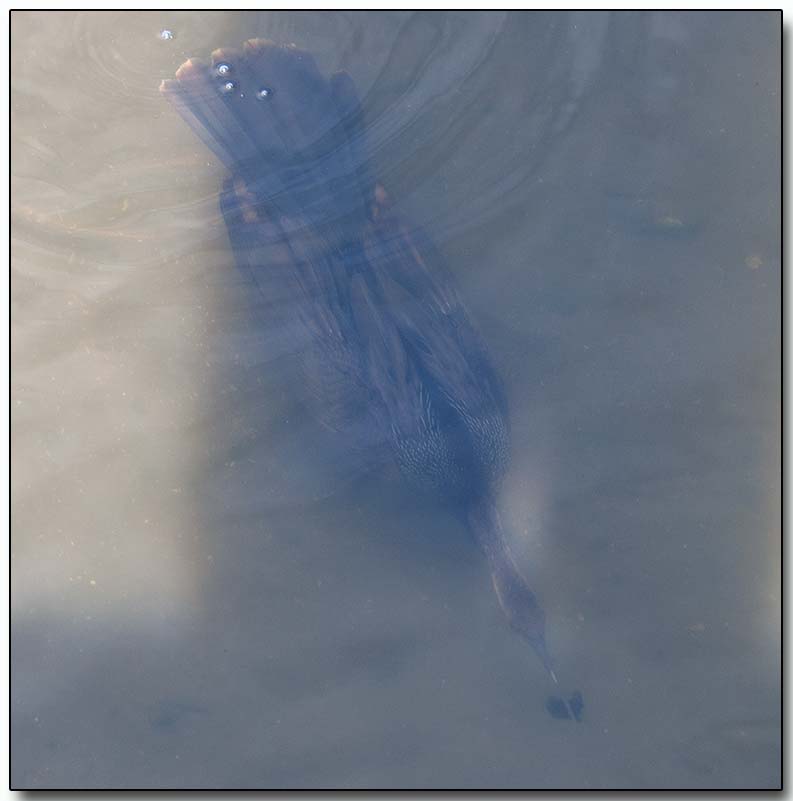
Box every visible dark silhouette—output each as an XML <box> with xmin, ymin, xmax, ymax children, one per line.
<box><xmin>162</xmin><ymin>40</ymin><xmax>565</xmax><ymax>694</ymax></box>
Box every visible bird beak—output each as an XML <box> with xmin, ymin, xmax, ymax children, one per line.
<box><xmin>531</xmin><ymin>636</ymin><xmax>558</xmax><ymax>684</ymax></box>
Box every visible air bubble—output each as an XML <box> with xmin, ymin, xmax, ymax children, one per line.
<box><xmin>219</xmin><ymin>81</ymin><xmax>236</xmax><ymax>95</ymax></box>
<box><xmin>216</xmin><ymin>63</ymin><xmax>231</xmax><ymax>77</ymax></box>
<box><xmin>256</xmin><ymin>87</ymin><xmax>273</xmax><ymax>100</ymax></box>
<box><xmin>159</xmin><ymin>29</ymin><xmax>174</xmax><ymax>41</ymax></box>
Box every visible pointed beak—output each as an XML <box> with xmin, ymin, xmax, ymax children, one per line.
<box><xmin>530</xmin><ymin>636</ymin><xmax>558</xmax><ymax>684</ymax></box>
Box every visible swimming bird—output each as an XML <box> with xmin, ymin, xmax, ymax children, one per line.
<box><xmin>161</xmin><ymin>39</ymin><xmax>561</xmax><ymax>689</ymax></box>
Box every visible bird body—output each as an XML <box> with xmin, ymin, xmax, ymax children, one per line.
<box><xmin>162</xmin><ymin>39</ymin><xmax>559</xmax><ymax>686</ymax></box>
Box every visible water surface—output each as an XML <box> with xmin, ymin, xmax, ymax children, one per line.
<box><xmin>11</xmin><ymin>10</ymin><xmax>780</xmax><ymax>789</ymax></box>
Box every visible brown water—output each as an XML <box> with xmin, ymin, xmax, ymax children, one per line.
<box><xmin>11</xmin><ymin>10</ymin><xmax>780</xmax><ymax>789</ymax></box>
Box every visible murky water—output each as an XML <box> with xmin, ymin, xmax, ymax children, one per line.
<box><xmin>11</xmin><ymin>11</ymin><xmax>780</xmax><ymax>789</ymax></box>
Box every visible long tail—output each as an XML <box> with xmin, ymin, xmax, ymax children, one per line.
<box><xmin>160</xmin><ymin>39</ymin><xmax>374</xmax><ymax>236</ymax></box>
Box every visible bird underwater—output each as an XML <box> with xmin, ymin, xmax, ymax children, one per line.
<box><xmin>162</xmin><ymin>39</ymin><xmax>581</xmax><ymax>720</ymax></box>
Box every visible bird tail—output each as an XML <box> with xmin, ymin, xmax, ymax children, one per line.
<box><xmin>160</xmin><ymin>39</ymin><xmax>374</xmax><ymax>234</ymax></box>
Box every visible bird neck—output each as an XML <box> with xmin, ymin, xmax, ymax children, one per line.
<box><xmin>466</xmin><ymin>495</ymin><xmax>550</xmax><ymax>667</ymax></box>
<box><xmin>466</xmin><ymin>496</ymin><xmax>520</xmax><ymax>579</ymax></box>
